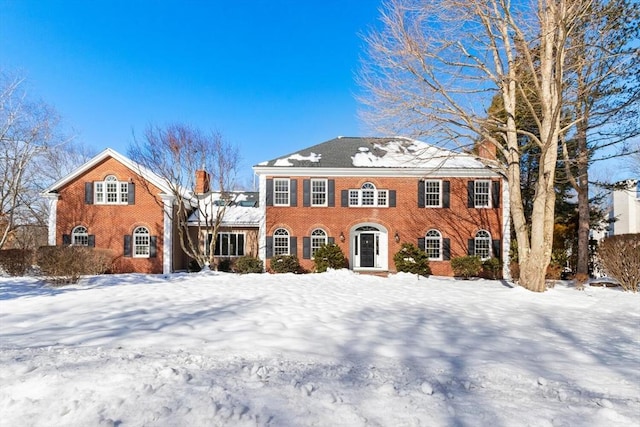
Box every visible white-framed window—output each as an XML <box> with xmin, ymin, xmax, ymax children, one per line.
<box><xmin>133</xmin><ymin>226</ymin><xmax>150</xmax><ymax>258</ymax></box>
<box><xmin>274</xmin><ymin>178</ymin><xmax>290</xmax><ymax>206</ymax></box>
<box><xmin>95</xmin><ymin>175</ymin><xmax>129</xmax><ymax>205</ymax></box>
<box><xmin>273</xmin><ymin>228</ymin><xmax>290</xmax><ymax>256</ymax></box>
<box><xmin>424</xmin><ymin>180</ymin><xmax>442</xmax><ymax>207</ymax></box>
<box><xmin>425</xmin><ymin>229</ymin><xmax>442</xmax><ymax>260</ymax></box>
<box><xmin>474</xmin><ymin>180</ymin><xmax>491</xmax><ymax>208</ymax></box>
<box><xmin>209</xmin><ymin>232</ymin><xmax>245</xmax><ymax>257</ymax></box>
<box><xmin>311</xmin><ymin>179</ymin><xmax>327</xmax><ymax>206</ymax></box>
<box><xmin>475</xmin><ymin>230</ymin><xmax>491</xmax><ymax>260</ymax></box>
<box><xmin>310</xmin><ymin>228</ymin><xmax>328</xmax><ymax>258</ymax></box>
<box><xmin>71</xmin><ymin>225</ymin><xmax>89</xmax><ymax>246</ymax></box>
<box><xmin>348</xmin><ymin>182</ymin><xmax>389</xmax><ymax>207</ymax></box>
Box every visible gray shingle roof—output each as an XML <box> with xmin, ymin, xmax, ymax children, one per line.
<box><xmin>255</xmin><ymin>136</ymin><xmax>484</xmax><ymax>169</ymax></box>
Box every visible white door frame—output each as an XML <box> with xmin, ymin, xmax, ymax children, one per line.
<box><xmin>350</xmin><ymin>223</ymin><xmax>388</xmax><ymax>271</ymax></box>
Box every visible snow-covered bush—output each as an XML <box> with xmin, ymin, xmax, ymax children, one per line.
<box><xmin>270</xmin><ymin>254</ymin><xmax>301</xmax><ymax>274</ymax></box>
<box><xmin>234</xmin><ymin>256</ymin><xmax>264</xmax><ymax>274</ymax></box>
<box><xmin>598</xmin><ymin>234</ymin><xmax>639</xmax><ymax>292</ymax></box>
<box><xmin>451</xmin><ymin>256</ymin><xmax>482</xmax><ymax>279</ymax></box>
<box><xmin>393</xmin><ymin>243</ymin><xmax>431</xmax><ymax>276</ymax></box>
<box><xmin>313</xmin><ymin>243</ymin><xmax>347</xmax><ymax>273</ymax></box>
<box><xmin>36</xmin><ymin>246</ymin><xmax>113</xmax><ymax>285</ymax></box>
<box><xmin>0</xmin><ymin>249</ymin><xmax>32</xmax><ymax>276</ymax></box>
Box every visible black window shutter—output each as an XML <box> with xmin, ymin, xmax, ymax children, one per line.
<box><xmin>85</xmin><ymin>182</ymin><xmax>93</xmax><ymax>204</ymax></box>
<box><xmin>443</xmin><ymin>238</ymin><xmax>451</xmax><ymax>260</ymax></box>
<box><xmin>468</xmin><ymin>238</ymin><xmax>475</xmax><ymax>256</ymax></box>
<box><xmin>266</xmin><ymin>179</ymin><xmax>273</xmax><ymax>206</ymax></box>
<box><xmin>443</xmin><ymin>181</ymin><xmax>450</xmax><ymax>208</ymax></box>
<box><xmin>467</xmin><ymin>181</ymin><xmax>475</xmax><ymax>208</ymax></box>
<box><xmin>303</xmin><ymin>237</ymin><xmax>311</xmax><ymax>259</ymax></box>
<box><xmin>290</xmin><ymin>236</ymin><xmax>297</xmax><ymax>256</ymax></box>
<box><xmin>62</xmin><ymin>234</ymin><xmax>71</xmax><ymax>245</ymax></box>
<box><xmin>88</xmin><ymin>235</ymin><xmax>96</xmax><ymax>247</ymax></box>
<box><xmin>266</xmin><ymin>236</ymin><xmax>273</xmax><ymax>258</ymax></box>
<box><xmin>418</xmin><ymin>180</ymin><xmax>425</xmax><ymax>208</ymax></box>
<box><xmin>124</xmin><ymin>235</ymin><xmax>132</xmax><ymax>257</ymax></box>
<box><xmin>341</xmin><ymin>190</ymin><xmax>348</xmax><ymax>207</ymax></box>
<box><xmin>303</xmin><ymin>179</ymin><xmax>310</xmax><ymax>207</ymax></box>
<box><xmin>150</xmin><ymin>236</ymin><xmax>157</xmax><ymax>258</ymax></box>
<box><xmin>328</xmin><ymin>237</ymin><xmax>335</xmax><ymax>245</ymax></box>
<box><xmin>389</xmin><ymin>190</ymin><xmax>396</xmax><ymax>207</ymax></box>
<box><xmin>492</xmin><ymin>239</ymin><xmax>501</xmax><ymax>259</ymax></box>
<box><xmin>290</xmin><ymin>179</ymin><xmax>298</xmax><ymax>206</ymax></box>
<box><xmin>328</xmin><ymin>180</ymin><xmax>335</xmax><ymax>207</ymax></box>
<box><xmin>492</xmin><ymin>181</ymin><xmax>500</xmax><ymax>208</ymax></box>
<box><xmin>418</xmin><ymin>237</ymin><xmax>426</xmax><ymax>251</ymax></box>
<box><xmin>128</xmin><ymin>182</ymin><xmax>135</xmax><ymax>205</ymax></box>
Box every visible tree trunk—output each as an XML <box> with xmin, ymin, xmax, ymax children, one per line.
<box><xmin>575</xmin><ymin>121</ymin><xmax>590</xmax><ymax>276</ymax></box>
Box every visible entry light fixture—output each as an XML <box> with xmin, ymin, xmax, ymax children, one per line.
<box><xmin>340</xmin><ymin>232</ymin><xmax>345</xmax><ymax>242</ymax></box>
<box><xmin>395</xmin><ymin>231</ymin><xmax>400</xmax><ymax>243</ymax></box>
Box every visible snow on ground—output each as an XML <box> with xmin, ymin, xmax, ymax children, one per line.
<box><xmin>1</xmin><ymin>270</ymin><xmax>638</xmax><ymax>426</ymax></box>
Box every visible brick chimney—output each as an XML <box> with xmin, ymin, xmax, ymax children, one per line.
<box><xmin>195</xmin><ymin>170</ymin><xmax>211</xmax><ymax>194</ymax></box>
<box><xmin>476</xmin><ymin>140</ymin><xmax>497</xmax><ymax>161</ymax></box>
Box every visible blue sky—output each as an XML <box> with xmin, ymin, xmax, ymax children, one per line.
<box><xmin>1</xmin><ymin>1</ymin><xmax>383</xmax><ymax>186</ymax></box>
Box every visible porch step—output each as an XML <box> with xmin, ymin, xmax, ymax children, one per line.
<box><xmin>356</xmin><ymin>271</ymin><xmax>389</xmax><ymax>277</ymax></box>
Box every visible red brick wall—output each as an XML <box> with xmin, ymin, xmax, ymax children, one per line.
<box><xmin>55</xmin><ymin>157</ymin><xmax>165</xmax><ymax>274</ymax></box>
<box><xmin>265</xmin><ymin>176</ymin><xmax>503</xmax><ymax>276</ymax></box>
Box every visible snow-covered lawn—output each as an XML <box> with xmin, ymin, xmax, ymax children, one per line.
<box><xmin>1</xmin><ymin>270</ymin><xmax>638</xmax><ymax>426</ymax></box>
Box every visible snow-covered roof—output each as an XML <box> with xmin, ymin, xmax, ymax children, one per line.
<box><xmin>187</xmin><ymin>191</ymin><xmax>262</xmax><ymax>227</ymax></box>
<box><xmin>254</xmin><ymin>137</ymin><xmax>488</xmax><ymax>173</ymax></box>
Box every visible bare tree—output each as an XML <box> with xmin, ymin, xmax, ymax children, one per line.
<box><xmin>129</xmin><ymin>123</ymin><xmax>240</xmax><ymax>270</ymax></box>
<box><xmin>359</xmin><ymin>0</ymin><xmax>598</xmax><ymax>291</ymax></box>
<box><xmin>0</xmin><ymin>72</ymin><xmax>67</xmax><ymax>250</ymax></box>
<box><xmin>560</xmin><ymin>0</ymin><xmax>640</xmax><ymax>276</ymax></box>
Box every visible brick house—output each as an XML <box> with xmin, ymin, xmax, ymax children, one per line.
<box><xmin>43</xmin><ymin>148</ymin><xmax>260</xmax><ymax>274</ymax></box>
<box><xmin>253</xmin><ymin>137</ymin><xmax>510</xmax><ymax>277</ymax></box>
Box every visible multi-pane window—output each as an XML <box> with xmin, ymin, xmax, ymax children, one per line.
<box><xmin>424</xmin><ymin>180</ymin><xmax>441</xmax><ymax>207</ymax></box>
<box><xmin>95</xmin><ymin>175</ymin><xmax>129</xmax><ymax>205</ymax></box>
<box><xmin>425</xmin><ymin>229</ymin><xmax>442</xmax><ymax>260</ymax></box>
<box><xmin>310</xmin><ymin>228</ymin><xmax>328</xmax><ymax>258</ymax></box>
<box><xmin>133</xmin><ymin>226</ymin><xmax>150</xmax><ymax>257</ymax></box>
<box><xmin>311</xmin><ymin>179</ymin><xmax>327</xmax><ymax>206</ymax></box>
<box><xmin>349</xmin><ymin>189</ymin><xmax>359</xmax><ymax>206</ymax></box>
<box><xmin>274</xmin><ymin>179</ymin><xmax>290</xmax><ymax>206</ymax></box>
<box><xmin>71</xmin><ymin>226</ymin><xmax>89</xmax><ymax>246</ymax></box>
<box><xmin>210</xmin><ymin>232</ymin><xmax>245</xmax><ymax>257</ymax></box>
<box><xmin>361</xmin><ymin>183</ymin><xmax>375</xmax><ymax>205</ymax></box>
<box><xmin>475</xmin><ymin>230</ymin><xmax>491</xmax><ymax>260</ymax></box>
<box><xmin>348</xmin><ymin>182</ymin><xmax>389</xmax><ymax>207</ymax></box>
<box><xmin>273</xmin><ymin>228</ymin><xmax>290</xmax><ymax>256</ymax></box>
<box><xmin>474</xmin><ymin>180</ymin><xmax>491</xmax><ymax>208</ymax></box>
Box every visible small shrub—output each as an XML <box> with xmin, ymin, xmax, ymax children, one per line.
<box><xmin>545</xmin><ymin>263</ymin><xmax>563</xmax><ymax>280</ymax></box>
<box><xmin>37</xmin><ymin>246</ymin><xmax>113</xmax><ymax>285</ymax></box>
<box><xmin>451</xmin><ymin>256</ymin><xmax>482</xmax><ymax>279</ymax></box>
<box><xmin>270</xmin><ymin>254</ymin><xmax>301</xmax><ymax>274</ymax></box>
<box><xmin>393</xmin><ymin>243</ymin><xmax>431</xmax><ymax>276</ymax></box>
<box><xmin>481</xmin><ymin>257</ymin><xmax>502</xmax><ymax>279</ymax></box>
<box><xmin>188</xmin><ymin>260</ymin><xmax>202</xmax><ymax>272</ymax></box>
<box><xmin>234</xmin><ymin>256</ymin><xmax>264</xmax><ymax>274</ymax></box>
<box><xmin>217</xmin><ymin>258</ymin><xmax>233</xmax><ymax>272</ymax></box>
<box><xmin>573</xmin><ymin>272</ymin><xmax>589</xmax><ymax>285</ymax></box>
<box><xmin>598</xmin><ymin>234</ymin><xmax>640</xmax><ymax>292</ymax></box>
<box><xmin>313</xmin><ymin>243</ymin><xmax>347</xmax><ymax>273</ymax></box>
<box><xmin>0</xmin><ymin>249</ymin><xmax>33</xmax><ymax>276</ymax></box>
